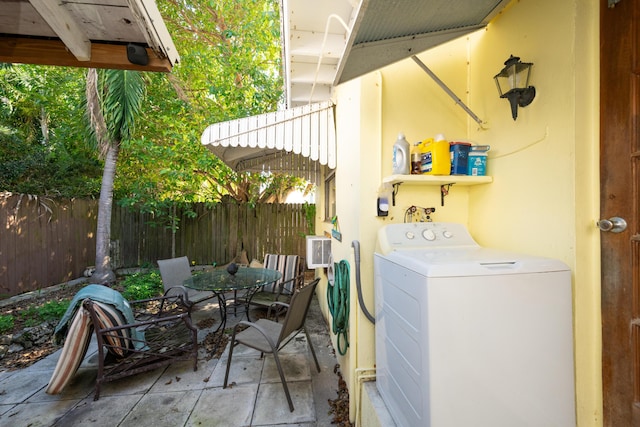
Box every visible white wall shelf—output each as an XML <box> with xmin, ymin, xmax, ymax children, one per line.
<box><xmin>383</xmin><ymin>174</ymin><xmax>493</xmax><ymax>186</ymax></box>
<box><xmin>383</xmin><ymin>174</ymin><xmax>493</xmax><ymax>206</ymax></box>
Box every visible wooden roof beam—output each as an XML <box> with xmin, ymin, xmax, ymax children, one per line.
<box><xmin>28</xmin><ymin>0</ymin><xmax>92</xmax><ymax>61</ymax></box>
<box><xmin>0</xmin><ymin>37</ymin><xmax>173</xmax><ymax>72</ymax></box>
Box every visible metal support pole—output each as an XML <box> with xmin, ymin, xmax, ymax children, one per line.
<box><xmin>411</xmin><ymin>55</ymin><xmax>485</xmax><ymax>126</ymax></box>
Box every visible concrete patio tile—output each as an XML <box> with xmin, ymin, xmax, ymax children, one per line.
<box><xmin>150</xmin><ymin>358</ymin><xmax>217</xmax><ymax>393</ymax></box>
<box><xmin>0</xmin><ymin>368</ymin><xmax>48</xmax><ymax>404</ymax></box>
<box><xmin>276</xmin><ymin>335</ymin><xmax>311</xmax><ymax>355</ymax></box>
<box><xmin>0</xmin><ymin>404</ymin><xmax>16</xmax><ymax>417</ymax></box>
<box><xmin>0</xmin><ymin>370</ymin><xmax>14</xmax><ymax>383</ymax></box>
<box><xmin>261</xmin><ymin>353</ymin><xmax>312</xmax><ymax>384</ymax></box>
<box><xmin>27</xmin><ymin>367</ymin><xmax>95</xmax><ymax>402</ymax></box>
<box><xmin>26</xmin><ymin>348</ymin><xmax>63</xmax><ymax>373</ymax></box>
<box><xmin>209</xmin><ymin>354</ymin><xmax>264</xmax><ymax>388</ymax></box>
<box><xmin>121</xmin><ymin>389</ymin><xmax>202</xmax><ymax>427</ymax></box>
<box><xmin>251</xmin><ymin>381</ymin><xmax>315</xmax><ymax>425</ymax></box>
<box><xmin>54</xmin><ymin>394</ymin><xmax>141</xmax><ymax>426</ymax></box>
<box><xmin>98</xmin><ymin>366</ymin><xmax>167</xmax><ymax>398</ymax></box>
<box><xmin>1</xmin><ymin>398</ymin><xmax>79</xmax><ymax>426</ymax></box>
<box><xmin>0</xmin><ymin>295</ymin><xmax>342</xmax><ymax>426</ymax></box>
<box><xmin>252</xmin><ymin>424</ymin><xmax>315</xmax><ymax>427</ymax></box>
<box><xmin>186</xmin><ymin>384</ymin><xmax>257</xmax><ymax>427</ymax></box>
<box><xmin>222</xmin><ymin>340</ymin><xmax>263</xmax><ymax>358</ymax></box>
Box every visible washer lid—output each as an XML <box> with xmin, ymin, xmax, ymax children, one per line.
<box><xmin>380</xmin><ymin>247</ymin><xmax>570</xmax><ymax>277</ymax></box>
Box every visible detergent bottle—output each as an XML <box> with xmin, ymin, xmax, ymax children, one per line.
<box><xmin>421</xmin><ymin>134</ymin><xmax>450</xmax><ymax>175</ymax></box>
<box><xmin>411</xmin><ymin>141</ymin><xmax>422</xmax><ymax>174</ymax></box>
<box><xmin>392</xmin><ymin>132</ymin><xmax>410</xmax><ymax>175</ymax></box>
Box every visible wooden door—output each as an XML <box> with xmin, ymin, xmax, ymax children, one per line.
<box><xmin>601</xmin><ymin>0</ymin><xmax>640</xmax><ymax>425</ymax></box>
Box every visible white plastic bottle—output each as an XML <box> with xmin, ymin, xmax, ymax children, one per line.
<box><xmin>392</xmin><ymin>132</ymin><xmax>410</xmax><ymax>175</ymax></box>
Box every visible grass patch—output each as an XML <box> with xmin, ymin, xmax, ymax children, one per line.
<box><xmin>21</xmin><ymin>300</ymin><xmax>70</xmax><ymax>327</ymax></box>
<box><xmin>0</xmin><ymin>315</ymin><xmax>14</xmax><ymax>334</ymax></box>
<box><xmin>121</xmin><ymin>270</ymin><xmax>163</xmax><ymax>301</ymax></box>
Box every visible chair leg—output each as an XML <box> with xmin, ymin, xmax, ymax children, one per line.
<box><xmin>223</xmin><ymin>329</ymin><xmax>238</xmax><ymax>388</ymax></box>
<box><xmin>304</xmin><ymin>327</ymin><xmax>321</xmax><ymax>373</ymax></box>
<box><xmin>272</xmin><ymin>352</ymin><xmax>294</xmax><ymax>412</ymax></box>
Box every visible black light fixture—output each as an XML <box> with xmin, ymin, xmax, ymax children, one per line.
<box><xmin>493</xmin><ymin>55</ymin><xmax>536</xmax><ymax>120</ymax></box>
<box><xmin>127</xmin><ymin>43</ymin><xmax>149</xmax><ymax>66</ymax></box>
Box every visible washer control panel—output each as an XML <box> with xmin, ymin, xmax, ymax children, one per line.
<box><xmin>376</xmin><ymin>222</ymin><xmax>478</xmax><ymax>254</ymax></box>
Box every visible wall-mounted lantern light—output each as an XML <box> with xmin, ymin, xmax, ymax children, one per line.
<box><xmin>493</xmin><ymin>55</ymin><xmax>536</xmax><ymax>120</ymax></box>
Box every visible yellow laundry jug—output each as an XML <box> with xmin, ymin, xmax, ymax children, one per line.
<box><xmin>420</xmin><ymin>135</ymin><xmax>450</xmax><ymax>175</ymax></box>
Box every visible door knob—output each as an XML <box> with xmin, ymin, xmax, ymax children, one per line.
<box><xmin>597</xmin><ymin>217</ymin><xmax>627</xmax><ymax>233</ymax></box>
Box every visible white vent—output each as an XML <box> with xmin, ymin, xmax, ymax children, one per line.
<box><xmin>306</xmin><ymin>236</ymin><xmax>331</xmax><ymax>268</ymax></box>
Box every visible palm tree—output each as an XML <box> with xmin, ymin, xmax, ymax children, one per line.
<box><xmin>86</xmin><ymin>68</ymin><xmax>145</xmax><ymax>284</ymax></box>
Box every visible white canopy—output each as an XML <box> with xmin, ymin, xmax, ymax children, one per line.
<box><xmin>200</xmin><ymin>101</ymin><xmax>336</xmax><ymax>183</ymax></box>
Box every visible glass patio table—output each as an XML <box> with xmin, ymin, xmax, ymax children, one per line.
<box><xmin>183</xmin><ymin>267</ymin><xmax>282</xmax><ymax>332</ymax></box>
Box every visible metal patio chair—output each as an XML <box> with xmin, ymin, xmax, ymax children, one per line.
<box><xmin>224</xmin><ymin>278</ymin><xmax>321</xmax><ymax>411</ymax></box>
<box><xmin>157</xmin><ymin>256</ymin><xmax>218</xmax><ymax>311</ymax></box>
<box><xmin>236</xmin><ymin>254</ymin><xmax>304</xmax><ymax>319</ymax></box>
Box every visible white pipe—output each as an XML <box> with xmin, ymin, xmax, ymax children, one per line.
<box><xmin>354</xmin><ymin>367</ymin><xmax>377</xmax><ymax>427</ymax></box>
<box><xmin>309</xmin><ymin>14</ymin><xmax>351</xmax><ymax>104</ymax></box>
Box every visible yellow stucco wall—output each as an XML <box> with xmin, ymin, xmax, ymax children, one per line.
<box><xmin>316</xmin><ymin>0</ymin><xmax>602</xmax><ymax>425</ymax></box>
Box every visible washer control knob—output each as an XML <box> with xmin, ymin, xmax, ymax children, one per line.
<box><xmin>442</xmin><ymin>231</ymin><xmax>453</xmax><ymax>239</ymax></box>
<box><xmin>406</xmin><ymin>232</ymin><xmax>415</xmax><ymax>239</ymax></box>
<box><xmin>422</xmin><ymin>229</ymin><xmax>436</xmax><ymax>241</ymax></box>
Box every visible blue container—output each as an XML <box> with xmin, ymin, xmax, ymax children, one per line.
<box><xmin>467</xmin><ymin>145</ymin><xmax>490</xmax><ymax>176</ymax></box>
<box><xmin>450</xmin><ymin>142</ymin><xmax>471</xmax><ymax>175</ymax></box>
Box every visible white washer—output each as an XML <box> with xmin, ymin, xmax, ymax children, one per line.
<box><xmin>374</xmin><ymin>222</ymin><xmax>575</xmax><ymax>427</ymax></box>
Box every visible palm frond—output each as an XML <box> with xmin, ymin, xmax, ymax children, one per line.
<box><xmin>101</xmin><ymin>70</ymin><xmax>145</xmax><ymax>141</ymax></box>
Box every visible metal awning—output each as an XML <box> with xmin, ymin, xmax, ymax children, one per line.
<box><xmin>200</xmin><ymin>101</ymin><xmax>335</xmax><ymax>184</ymax></box>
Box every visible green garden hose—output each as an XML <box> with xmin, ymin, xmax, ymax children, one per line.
<box><xmin>328</xmin><ymin>259</ymin><xmax>350</xmax><ymax>355</ymax></box>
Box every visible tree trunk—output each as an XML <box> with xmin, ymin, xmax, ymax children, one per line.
<box><xmin>91</xmin><ymin>142</ymin><xmax>119</xmax><ymax>284</ymax></box>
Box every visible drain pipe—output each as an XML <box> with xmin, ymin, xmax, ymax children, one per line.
<box><xmin>355</xmin><ymin>368</ymin><xmax>377</xmax><ymax>426</ymax></box>
<box><xmin>352</xmin><ymin>241</ymin><xmax>376</xmax><ymax>425</ymax></box>
<box><xmin>352</xmin><ymin>240</ymin><xmax>375</xmax><ymax>324</ymax></box>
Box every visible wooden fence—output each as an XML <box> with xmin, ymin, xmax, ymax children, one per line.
<box><xmin>0</xmin><ymin>195</ymin><xmax>312</xmax><ymax>299</ymax></box>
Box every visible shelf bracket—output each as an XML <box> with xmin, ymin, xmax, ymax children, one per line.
<box><xmin>411</xmin><ymin>55</ymin><xmax>485</xmax><ymax>127</ymax></box>
<box><xmin>440</xmin><ymin>183</ymin><xmax>454</xmax><ymax>206</ymax></box>
<box><xmin>392</xmin><ymin>183</ymin><xmax>401</xmax><ymax>206</ymax></box>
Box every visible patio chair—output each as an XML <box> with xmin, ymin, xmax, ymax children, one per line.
<box><xmin>224</xmin><ymin>278</ymin><xmax>321</xmax><ymax>412</ymax></box>
<box><xmin>46</xmin><ymin>285</ymin><xmax>198</xmax><ymax>400</ymax></box>
<box><xmin>237</xmin><ymin>254</ymin><xmax>305</xmax><ymax>318</ymax></box>
<box><xmin>158</xmin><ymin>256</ymin><xmax>218</xmax><ymax>311</ymax></box>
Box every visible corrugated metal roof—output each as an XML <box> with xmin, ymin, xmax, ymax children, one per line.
<box><xmin>336</xmin><ymin>0</ymin><xmax>510</xmax><ymax>84</ymax></box>
<box><xmin>282</xmin><ymin>0</ymin><xmax>511</xmax><ymax>106</ymax></box>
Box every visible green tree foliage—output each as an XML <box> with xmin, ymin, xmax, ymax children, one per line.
<box><xmin>0</xmin><ymin>0</ymin><xmax>309</xmax><ymax>210</ymax></box>
<box><xmin>0</xmin><ymin>64</ymin><xmax>102</xmax><ymax>197</ymax></box>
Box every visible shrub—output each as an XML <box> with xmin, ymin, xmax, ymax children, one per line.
<box><xmin>21</xmin><ymin>300</ymin><xmax>70</xmax><ymax>327</ymax></box>
<box><xmin>0</xmin><ymin>315</ymin><xmax>14</xmax><ymax>334</ymax></box>
<box><xmin>121</xmin><ymin>271</ymin><xmax>163</xmax><ymax>301</ymax></box>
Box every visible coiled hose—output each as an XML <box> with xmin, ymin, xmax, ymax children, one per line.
<box><xmin>328</xmin><ymin>259</ymin><xmax>350</xmax><ymax>355</ymax></box>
